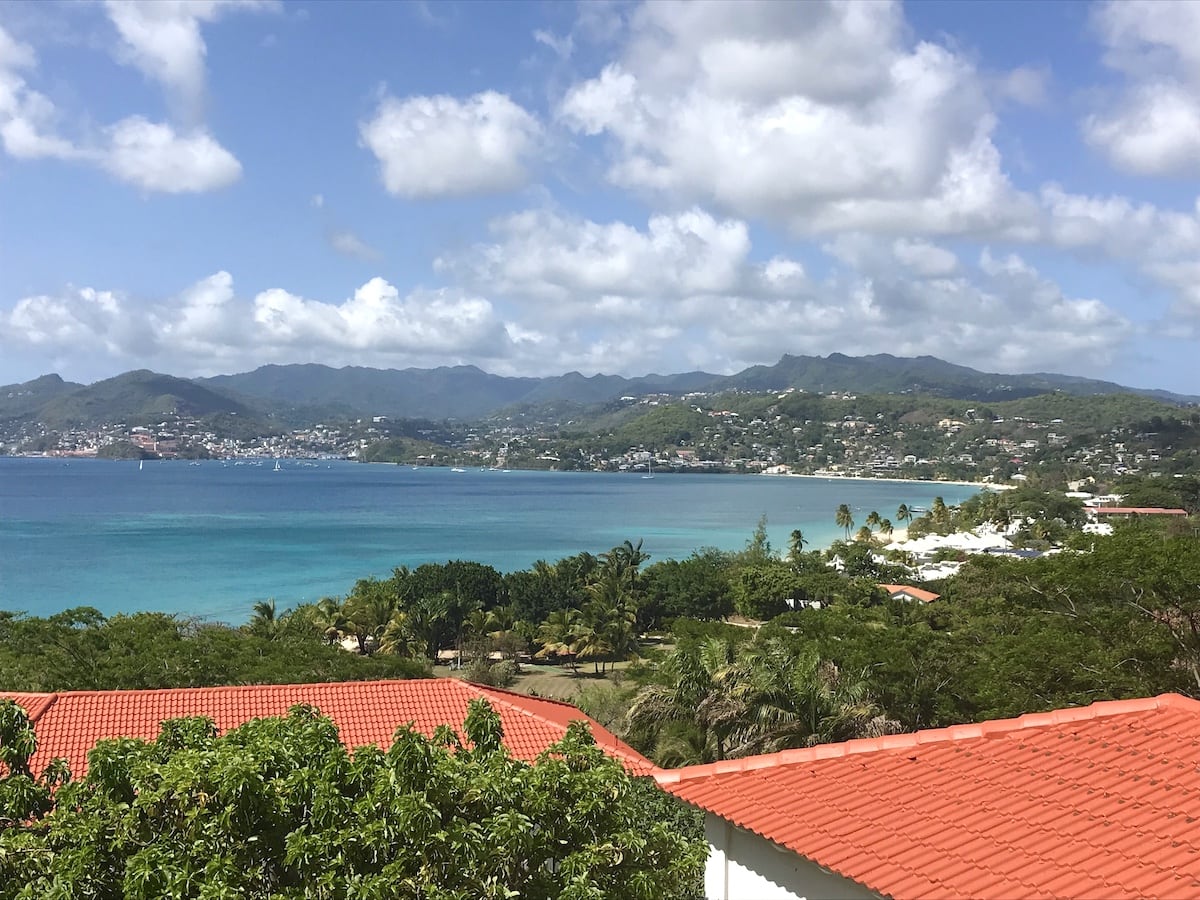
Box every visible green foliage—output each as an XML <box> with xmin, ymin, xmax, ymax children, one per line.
<box><xmin>0</xmin><ymin>609</ymin><xmax>427</xmax><ymax>692</ymax></box>
<box><xmin>0</xmin><ymin>701</ymin><xmax>705</xmax><ymax>899</ymax></box>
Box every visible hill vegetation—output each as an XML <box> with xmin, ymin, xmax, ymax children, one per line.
<box><xmin>5</xmin><ymin>354</ymin><xmax>1192</xmax><ymax>428</ymax></box>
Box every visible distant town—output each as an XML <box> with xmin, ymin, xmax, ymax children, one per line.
<box><xmin>4</xmin><ymin>383</ymin><xmax>1195</xmax><ymax>488</ymax></box>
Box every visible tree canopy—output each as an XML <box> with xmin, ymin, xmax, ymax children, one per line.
<box><xmin>0</xmin><ymin>698</ymin><xmax>704</xmax><ymax>900</ymax></box>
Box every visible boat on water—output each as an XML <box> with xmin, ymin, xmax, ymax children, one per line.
<box><xmin>273</xmin><ymin>459</ymin><xmax>282</xmax><ymax>472</ymax></box>
<box><xmin>451</xmin><ymin>467</ymin><xmax>466</xmax><ymax>473</ymax></box>
<box><xmin>642</xmin><ymin>461</ymin><xmax>654</xmax><ymax>479</ymax></box>
<box><xmin>138</xmin><ymin>459</ymin><xmax>143</xmax><ymax>472</ymax></box>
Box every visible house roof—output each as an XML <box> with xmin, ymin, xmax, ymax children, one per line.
<box><xmin>655</xmin><ymin>693</ymin><xmax>1200</xmax><ymax>899</ymax></box>
<box><xmin>1085</xmin><ymin>506</ymin><xmax>1188</xmax><ymax>516</ymax></box>
<box><xmin>877</xmin><ymin>583</ymin><xmax>940</xmax><ymax>603</ymax></box>
<box><xmin>0</xmin><ymin>678</ymin><xmax>656</xmax><ymax>778</ymax></box>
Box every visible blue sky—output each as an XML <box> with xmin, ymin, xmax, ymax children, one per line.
<box><xmin>2</xmin><ymin>0</ymin><xmax>1199</xmax><ymax>394</ymax></box>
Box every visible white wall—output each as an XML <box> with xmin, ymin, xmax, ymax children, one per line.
<box><xmin>704</xmin><ymin>814</ymin><xmax>880</xmax><ymax>900</ymax></box>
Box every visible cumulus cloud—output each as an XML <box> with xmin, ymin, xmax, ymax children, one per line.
<box><xmin>427</xmin><ymin>205</ymin><xmax>1133</xmax><ymax>376</ymax></box>
<box><xmin>104</xmin><ymin>0</ymin><xmax>278</xmax><ymax>122</ymax></box>
<box><xmin>1</xmin><ymin>11</ymin><xmax>251</xmax><ymax>192</ymax></box>
<box><xmin>0</xmin><ymin>24</ymin><xmax>80</xmax><ymax>161</ymax></box>
<box><xmin>360</xmin><ymin>91</ymin><xmax>542</xmax><ymax>198</ymax></box>
<box><xmin>558</xmin><ymin>0</ymin><xmax>1033</xmax><ymax>237</ymax></box>
<box><xmin>102</xmin><ymin>116</ymin><xmax>242</xmax><ymax>192</ymax></box>
<box><xmin>1084</xmin><ymin>0</ymin><xmax>1200</xmax><ymax>176</ymax></box>
<box><xmin>0</xmin><ymin>273</ymin><xmax>513</xmax><ymax>376</ymax></box>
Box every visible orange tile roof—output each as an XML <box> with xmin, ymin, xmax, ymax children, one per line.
<box><xmin>878</xmin><ymin>583</ymin><xmax>940</xmax><ymax>603</ymax></box>
<box><xmin>0</xmin><ymin>679</ymin><xmax>656</xmax><ymax>779</ymax></box>
<box><xmin>656</xmin><ymin>694</ymin><xmax>1200</xmax><ymax>899</ymax></box>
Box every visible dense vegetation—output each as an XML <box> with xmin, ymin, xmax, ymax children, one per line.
<box><xmin>0</xmin><ymin>698</ymin><xmax>705</xmax><ymax>899</ymax></box>
<box><xmin>0</xmin><ymin>609</ymin><xmax>427</xmax><ymax>692</ymax></box>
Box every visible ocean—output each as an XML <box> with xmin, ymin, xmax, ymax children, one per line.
<box><xmin>0</xmin><ymin>458</ymin><xmax>980</xmax><ymax>622</ymax></box>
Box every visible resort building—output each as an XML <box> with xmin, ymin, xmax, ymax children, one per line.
<box><xmin>877</xmin><ymin>584</ymin><xmax>940</xmax><ymax>603</ymax></box>
<box><xmin>1083</xmin><ymin>506</ymin><xmax>1189</xmax><ymax>519</ymax></box>
<box><xmin>0</xmin><ymin>678</ymin><xmax>656</xmax><ymax>778</ymax></box>
<box><xmin>656</xmin><ymin>693</ymin><xmax>1200</xmax><ymax>899</ymax></box>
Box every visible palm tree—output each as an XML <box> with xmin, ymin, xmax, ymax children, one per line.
<box><xmin>879</xmin><ymin>518</ymin><xmax>894</xmax><ymax>538</ymax></box>
<box><xmin>931</xmin><ymin>496</ymin><xmax>949</xmax><ymax>527</ymax></box>
<box><xmin>312</xmin><ymin>597</ymin><xmax>347</xmax><ymax>646</ymax></box>
<box><xmin>855</xmin><ymin>525</ymin><xmax>874</xmax><ymax>543</ymax></box>
<box><xmin>536</xmin><ymin>609</ymin><xmax>581</xmax><ymax>672</ymax></box>
<box><xmin>625</xmin><ymin>637</ymin><xmax>738</xmax><ymax>762</ymax></box>
<box><xmin>248</xmin><ymin>599</ymin><xmax>280</xmax><ymax>640</ymax></box>
<box><xmin>865</xmin><ymin>510</ymin><xmax>882</xmax><ymax>532</ymax></box>
<box><xmin>718</xmin><ymin>638</ymin><xmax>900</xmax><ymax>757</ymax></box>
<box><xmin>788</xmin><ymin>529</ymin><xmax>807</xmax><ymax>560</ymax></box>
<box><xmin>896</xmin><ymin>503</ymin><xmax>912</xmax><ymax>526</ymax></box>
<box><xmin>835</xmin><ymin>504</ymin><xmax>855</xmax><ymax>539</ymax></box>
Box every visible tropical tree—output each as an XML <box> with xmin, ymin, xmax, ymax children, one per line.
<box><xmin>788</xmin><ymin>529</ymin><xmax>807</xmax><ymax>560</ymax></box>
<box><xmin>835</xmin><ymin>503</ymin><xmax>855</xmax><ymax>539</ymax></box>
<box><xmin>879</xmin><ymin>518</ymin><xmax>894</xmax><ymax>537</ymax></box>
<box><xmin>247</xmin><ymin>599</ymin><xmax>280</xmax><ymax>640</ymax></box>
<box><xmin>896</xmin><ymin>503</ymin><xmax>912</xmax><ymax>526</ymax></box>
<box><xmin>717</xmin><ymin>637</ymin><xmax>901</xmax><ymax>757</ymax></box>
<box><xmin>865</xmin><ymin>510</ymin><xmax>882</xmax><ymax>532</ymax></box>
<box><xmin>0</xmin><ymin>701</ymin><xmax>706</xmax><ymax>899</ymax></box>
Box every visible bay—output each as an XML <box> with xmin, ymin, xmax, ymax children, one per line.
<box><xmin>0</xmin><ymin>458</ymin><xmax>980</xmax><ymax>622</ymax></box>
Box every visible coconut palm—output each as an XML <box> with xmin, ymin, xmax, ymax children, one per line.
<box><xmin>718</xmin><ymin>638</ymin><xmax>900</xmax><ymax>757</ymax></box>
<box><xmin>625</xmin><ymin>637</ymin><xmax>739</xmax><ymax>762</ymax></box>
<box><xmin>896</xmin><ymin>503</ymin><xmax>912</xmax><ymax>526</ymax></box>
<box><xmin>248</xmin><ymin>599</ymin><xmax>281</xmax><ymax>640</ymax></box>
<box><xmin>788</xmin><ymin>529</ymin><xmax>807</xmax><ymax>560</ymax></box>
<box><xmin>835</xmin><ymin>504</ymin><xmax>855</xmax><ymax>538</ymax></box>
<box><xmin>879</xmin><ymin>518</ymin><xmax>894</xmax><ymax>537</ymax></box>
<box><xmin>865</xmin><ymin>510</ymin><xmax>882</xmax><ymax>532</ymax></box>
<box><xmin>855</xmin><ymin>525</ymin><xmax>875</xmax><ymax>544</ymax></box>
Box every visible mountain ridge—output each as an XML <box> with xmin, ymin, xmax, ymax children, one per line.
<box><xmin>2</xmin><ymin>354</ymin><xmax>1194</xmax><ymax>426</ymax></box>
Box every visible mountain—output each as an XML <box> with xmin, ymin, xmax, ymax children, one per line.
<box><xmin>7</xmin><ymin>354</ymin><xmax>1195</xmax><ymax>427</ymax></box>
<box><xmin>0</xmin><ymin>374</ymin><xmax>85</xmax><ymax>421</ymax></box>
<box><xmin>199</xmin><ymin>364</ymin><xmax>722</xmax><ymax>420</ymax></box>
<box><xmin>32</xmin><ymin>370</ymin><xmax>257</xmax><ymax>426</ymax></box>
<box><xmin>724</xmin><ymin>353</ymin><xmax>1197</xmax><ymax>404</ymax></box>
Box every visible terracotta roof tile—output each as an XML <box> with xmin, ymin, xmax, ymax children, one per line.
<box><xmin>657</xmin><ymin>693</ymin><xmax>1200</xmax><ymax>899</ymax></box>
<box><xmin>0</xmin><ymin>679</ymin><xmax>656</xmax><ymax>779</ymax></box>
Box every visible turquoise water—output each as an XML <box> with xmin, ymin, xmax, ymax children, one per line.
<box><xmin>0</xmin><ymin>458</ymin><xmax>979</xmax><ymax>622</ymax></box>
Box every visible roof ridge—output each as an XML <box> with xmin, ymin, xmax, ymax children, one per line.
<box><xmin>0</xmin><ymin>691</ymin><xmax>59</xmax><ymax>724</ymax></box>
<box><xmin>655</xmin><ymin>693</ymin><xmax>1196</xmax><ymax>785</ymax></box>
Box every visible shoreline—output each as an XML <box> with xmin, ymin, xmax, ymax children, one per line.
<box><xmin>768</xmin><ymin>472</ymin><xmax>1002</xmax><ymax>490</ymax></box>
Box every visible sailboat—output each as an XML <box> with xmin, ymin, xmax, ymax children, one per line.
<box><xmin>642</xmin><ymin>461</ymin><xmax>654</xmax><ymax>479</ymax></box>
<box><xmin>273</xmin><ymin>459</ymin><xmax>282</xmax><ymax>472</ymax></box>
<box><xmin>138</xmin><ymin>459</ymin><xmax>143</xmax><ymax>472</ymax></box>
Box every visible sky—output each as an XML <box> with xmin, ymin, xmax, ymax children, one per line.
<box><xmin>1</xmin><ymin>0</ymin><xmax>1199</xmax><ymax>394</ymax></box>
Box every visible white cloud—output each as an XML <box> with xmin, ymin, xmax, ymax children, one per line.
<box><xmin>360</xmin><ymin>91</ymin><xmax>542</xmax><ymax>198</ymax></box>
<box><xmin>0</xmin><ymin>24</ymin><xmax>80</xmax><ymax>161</ymax></box>
<box><xmin>995</xmin><ymin>65</ymin><xmax>1050</xmax><ymax>108</ymax></box>
<box><xmin>329</xmin><ymin>231</ymin><xmax>381</xmax><ymax>261</ymax></box>
<box><xmin>559</xmin><ymin>0</ymin><xmax>1033</xmax><ymax>236</ymax></box>
<box><xmin>102</xmin><ymin>116</ymin><xmax>242</xmax><ymax>193</ymax></box>
<box><xmin>104</xmin><ymin>0</ymin><xmax>278</xmax><ymax>122</ymax></box>
<box><xmin>0</xmin><ymin>15</ymin><xmax>247</xmax><ymax>192</ymax></box>
<box><xmin>1084</xmin><ymin>0</ymin><xmax>1200</xmax><ymax>176</ymax></box>
<box><xmin>1</xmin><ymin>273</ymin><xmax>513</xmax><ymax>376</ymax></box>
<box><xmin>438</xmin><ymin>208</ymin><xmax>767</xmax><ymax>306</ymax></box>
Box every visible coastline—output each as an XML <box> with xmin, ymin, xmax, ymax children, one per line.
<box><xmin>768</xmin><ymin>472</ymin><xmax>1003</xmax><ymax>490</ymax></box>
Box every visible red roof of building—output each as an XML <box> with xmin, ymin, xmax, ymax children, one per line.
<box><xmin>1085</xmin><ymin>506</ymin><xmax>1188</xmax><ymax>516</ymax></box>
<box><xmin>656</xmin><ymin>693</ymin><xmax>1200</xmax><ymax>899</ymax></box>
<box><xmin>0</xmin><ymin>679</ymin><xmax>656</xmax><ymax>778</ymax></box>
<box><xmin>878</xmin><ymin>583</ymin><xmax>940</xmax><ymax>603</ymax></box>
